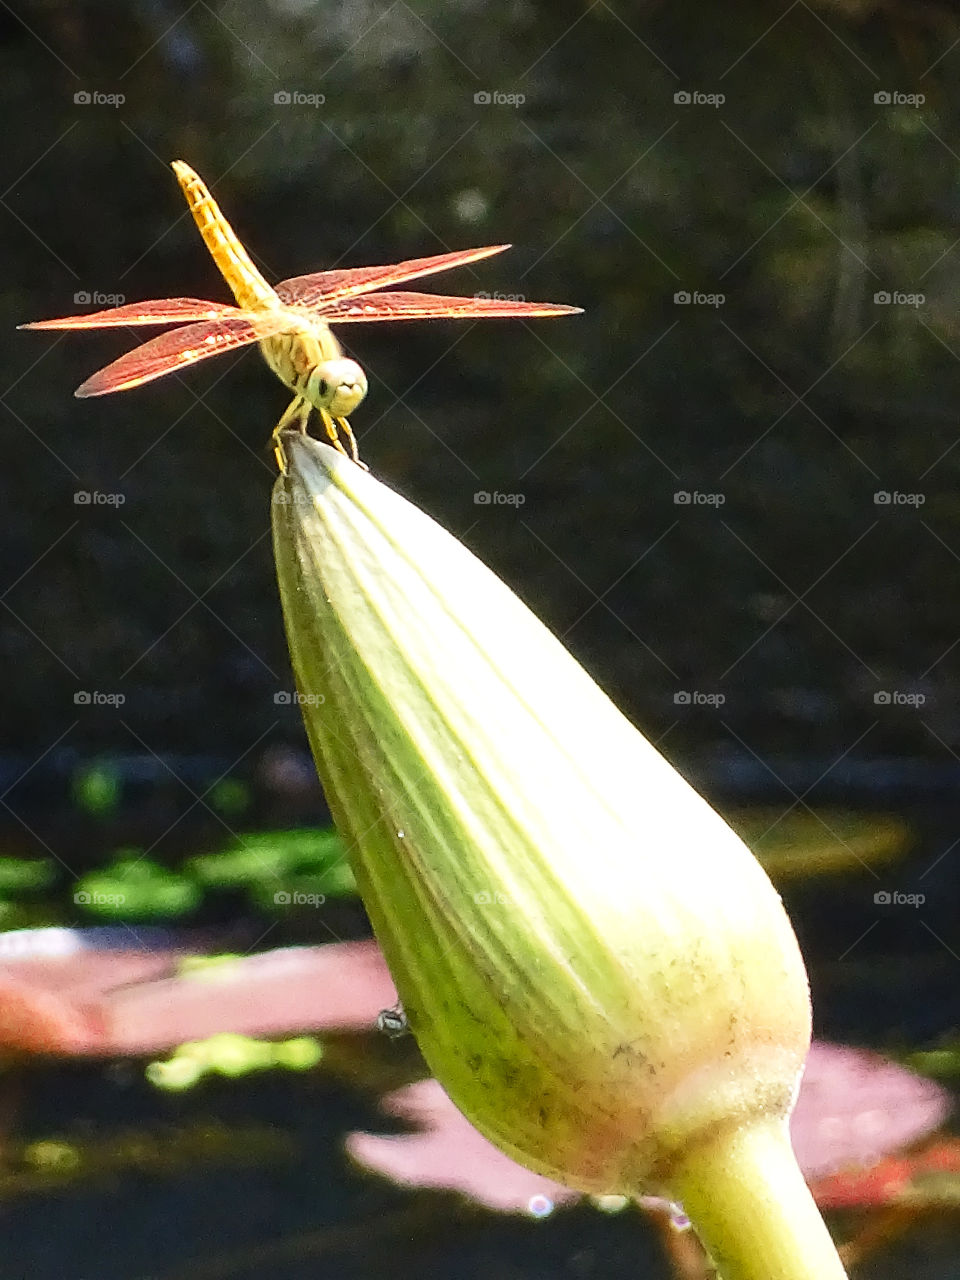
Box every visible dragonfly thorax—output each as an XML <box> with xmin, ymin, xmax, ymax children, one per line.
<box><xmin>259</xmin><ymin>327</ymin><xmax>368</xmax><ymax>419</ymax></box>
<box><xmin>304</xmin><ymin>357</ymin><xmax>368</xmax><ymax>417</ymax></box>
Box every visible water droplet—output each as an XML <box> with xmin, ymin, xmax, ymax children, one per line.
<box><xmin>527</xmin><ymin>1194</ymin><xmax>554</xmax><ymax>1218</ymax></box>
<box><xmin>637</xmin><ymin>1195</ymin><xmax>691</xmax><ymax>1231</ymax></box>
<box><xmin>668</xmin><ymin>1205</ymin><xmax>691</xmax><ymax>1231</ymax></box>
<box><xmin>592</xmin><ymin>1194</ymin><xmax>629</xmax><ymax>1214</ymax></box>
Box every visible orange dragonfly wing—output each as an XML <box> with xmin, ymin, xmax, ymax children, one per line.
<box><xmin>275</xmin><ymin>245</ymin><xmax>511</xmax><ymax>310</ymax></box>
<box><xmin>20</xmin><ymin>298</ymin><xmax>243</xmax><ymax>330</ymax></box>
<box><xmin>318</xmin><ymin>291</ymin><xmax>583</xmax><ymax>323</ymax></box>
<box><xmin>75</xmin><ymin>315</ymin><xmax>289</xmax><ymax>397</ymax></box>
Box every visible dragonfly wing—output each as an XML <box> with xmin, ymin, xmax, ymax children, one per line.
<box><xmin>20</xmin><ymin>298</ymin><xmax>243</xmax><ymax>330</ymax></box>
<box><xmin>275</xmin><ymin>246</ymin><xmax>511</xmax><ymax>310</ymax></box>
<box><xmin>75</xmin><ymin>315</ymin><xmax>289</xmax><ymax>397</ymax></box>
<box><xmin>319</xmin><ymin>291</ymin><xmax>584</xmax><ymax>323</ymax></box>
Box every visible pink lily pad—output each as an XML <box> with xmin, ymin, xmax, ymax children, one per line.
<box><xmin>346</xmin><ymin>1078</ymin><xmax>579</xmax><ymax>1213</ymax></box>
<box><xmin>0</xmin><ymin>931</ymin><xmax>395</xmax><ymax>1055</ymax></box>
<box><xmin>346</xmin><ymin>1042</ymin><xmax>952</xmax><ymax>1212</ymax></box>
<box><xmin>790</xmin><ymin>1042</ymin><xmax>952</xmax><ymax>1181</ymax></box>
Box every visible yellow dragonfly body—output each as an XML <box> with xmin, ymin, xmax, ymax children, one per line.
<box><xmin>171</xmin><ymin>161</ymin><xmax>369</xmax><ymax>462</ymax></box>
<box><xmin>22</xmin><ymin>162</ymin><xmax>582</xmax><ymax>467</ymax></box>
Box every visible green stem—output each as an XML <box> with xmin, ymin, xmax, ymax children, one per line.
<box><xmin>662</xmin><ymin>1117</ymin><xmax>849</xmax><ymax>1280</ymax></box>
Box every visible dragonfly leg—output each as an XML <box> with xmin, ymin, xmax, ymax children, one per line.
<box><xmin>319</xmin><ymin>409</ymin><xmax>368</xmax><ymax>470</ymax></box>
<box><xmin>335</xmin><ymin>416</ymin><xmax>366</xmax><ymax>470</ymax></box>
<box><xmin>272</xmin><ymin>396</ymin><xmax>309</xmax><ymax>472</ymax></box>
<box><xmin>273</xmin><ymin>398</ymin><xmax>367</xmax><ymax>471</ymax></box>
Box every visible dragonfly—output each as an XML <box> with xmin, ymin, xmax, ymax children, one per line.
<box><xmin>21</xmin><ymin>161</ymin><xmax>582</xmax><ymax>469</ymax></box>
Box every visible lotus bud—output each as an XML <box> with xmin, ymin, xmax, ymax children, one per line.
<box><xmin>272</xmin><ymin>435</ymin><xmax>848</xmax><ymax>1280</ymax></box>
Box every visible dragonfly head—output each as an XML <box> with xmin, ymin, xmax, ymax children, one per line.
<box><xmin>306</xmin><ymin>358</ymin><xmax>368</xmax><ymax>418</ymax></box>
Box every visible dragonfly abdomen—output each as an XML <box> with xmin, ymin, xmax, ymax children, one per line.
<box><xmin>172</xmin><ymin>161</ymin><xmax>277</xmax><ymax>312</ymax></box>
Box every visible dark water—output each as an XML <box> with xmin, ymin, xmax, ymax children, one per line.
<box><xmin>0</xmin><ymin>1061</ymin><xmax>669</xmax><ymax>1280</ymax></box>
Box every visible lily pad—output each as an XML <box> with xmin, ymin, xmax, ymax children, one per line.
<box><xmin>727</xmin><ymin>808</ymin><xmax>912</xmax><ymax>880</ymax></box>
<box><xmin>75</xmin><ymin>854</ymin><xmax>201</xmax><ymax>919</ymax></box>
<box><xmin>187</xmin><ymin>827</ymin><xmax>356</xmax><ymax>901</ymax></box>
<box><xmin>0</xmin><ymin>857</ymin><xmax>56</xmax><ymax>894</ymax></box>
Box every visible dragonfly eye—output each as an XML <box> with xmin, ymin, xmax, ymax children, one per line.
<box><xmin>309</xmin><ymin>359</ymin><xmax>368</xmax><ymax>417</ymax></box>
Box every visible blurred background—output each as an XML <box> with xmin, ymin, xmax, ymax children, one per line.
<box><xmin>3</xmin><ymin>0</ymin><xmax>960</xmax><ymax>1276</ymax></box>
